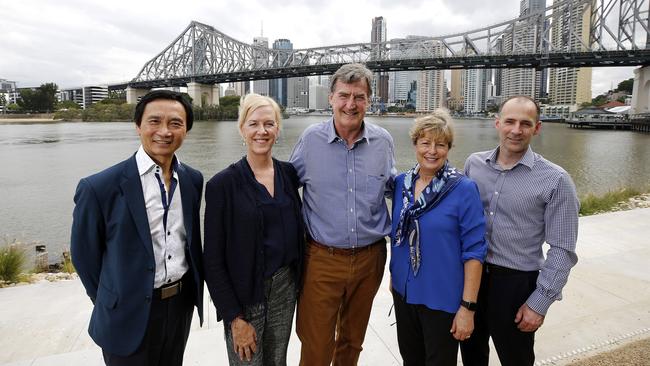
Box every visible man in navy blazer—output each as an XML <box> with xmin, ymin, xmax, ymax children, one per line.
<box><xmin>71</xmin><ymin>90</ymin><xmax>204</xmax><ymax>366</ymax></box>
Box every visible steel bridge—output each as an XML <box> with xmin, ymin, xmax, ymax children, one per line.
<box><xmin>119</xmin><ymin>0</ymin><xmax>650</xmax><ymax>89</ymax></box>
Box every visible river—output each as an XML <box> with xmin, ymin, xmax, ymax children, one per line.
<box><xmin>1</xmin><ymin>116</ymin><xmax>649</xmax><ymax>262</ymax></box>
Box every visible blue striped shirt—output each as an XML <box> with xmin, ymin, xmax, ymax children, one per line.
<box><xmin>289</xmin><ymin>118</ymin><xmax>396</xmax><ymax>248</ymax></box>
<box><xmin>464</xmin><ymin>146</ymin><xmax>579</xmax><ymax>315</ymax></box>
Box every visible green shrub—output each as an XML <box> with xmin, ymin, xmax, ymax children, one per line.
<box><xmin>0</xmin><ymin>244</ymin><xmax>26</xmax><ymax>283</ymax></box>
<box><xmin>61</xmin><ymin>251</ymin><xmax>75</xmax><ymax>274</ymax></box>
<box><xmin>580</xmin><ymin>188</ymin><xmax>641</xmax><ymax>216</ymax></box>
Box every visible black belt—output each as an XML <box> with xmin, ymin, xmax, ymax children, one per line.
<box><xmin>485</xmin><ymin>263</ymin><xmax>538</xmax><ymax>275</ymax></box>
<box><xmin>308</xmin><ymin>237</ymin><xmax>385</xmax><ymax>256</ymax></box>
<box><xmin>154</xmin><ymin>278</ymin><xmax>183</xmax><ymax>300</ymax></box>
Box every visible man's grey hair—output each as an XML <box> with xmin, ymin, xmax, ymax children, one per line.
<box><xmin>329</xmin><ymin>63</ymin><xmax>373</xmax><ymax>96</ymax></box>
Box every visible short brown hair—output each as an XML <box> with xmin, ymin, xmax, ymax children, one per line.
<box><xmin>409</xmin><ymin>109</ymin><xmax>454</xmax><ymax>148</ymax></box>
<box><xmin>329</xmin><ymin>63</ymin><xmax>373</xmax><ymax>96</ymax></box>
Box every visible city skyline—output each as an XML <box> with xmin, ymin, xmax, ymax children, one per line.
<box><xmin>0</xmin><ymin>0</ymin><xmax>638</xmax><ymax>96</ymax></box>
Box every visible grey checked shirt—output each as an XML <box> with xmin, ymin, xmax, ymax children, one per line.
<box><xmin>464</xmin><ymin>146</ymin><xmax>579</xmax><ymax>315</ymax></box>
<box><xmin>289</xmin><ymin>118</ymin><xmax>396</xmax><ymax>248</ymax></box>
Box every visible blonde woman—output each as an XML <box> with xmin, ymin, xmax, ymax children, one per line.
<box><xmin>203</xmin><ymin>93</ymin><xmax>304</xmax><ymax>366</ymax></box>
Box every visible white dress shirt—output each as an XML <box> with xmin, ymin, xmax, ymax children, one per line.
<box><xmin>135</xmin><ymin>146</ymin><xmax>189</xmax><ymax>288</ymax></box>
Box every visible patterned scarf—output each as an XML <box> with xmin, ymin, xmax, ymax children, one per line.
<box><xmin>393</xmin><ymin>161</ymin><xmax>461</xmax><ymax>276</ymax></box>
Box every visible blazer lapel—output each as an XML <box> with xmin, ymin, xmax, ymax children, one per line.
<box><xmin>120</xmin><ymin>155</ymin><xmax>155</xmax><ymax>260</ymax></box>
<box><xmin>177</xmin><ymin>164</ymin><xmax>194</xmax><ymax>247</ymax></box>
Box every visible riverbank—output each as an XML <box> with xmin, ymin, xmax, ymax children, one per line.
<box><xmin>1</xmin><ymin>207</ymin><xmax>649</xmax><ymax>365</ymax></box>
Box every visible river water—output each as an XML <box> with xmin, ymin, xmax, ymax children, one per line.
<box><xmin>1</xmin><ymin>116</ymin><xmax>649</xmax><ymax>262</ymax></box>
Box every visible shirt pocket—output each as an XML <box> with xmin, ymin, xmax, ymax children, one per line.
<box><xmin>366</xmin><ymin>174</ymin><xmax>386</xmax><ymax>203</ymax></box>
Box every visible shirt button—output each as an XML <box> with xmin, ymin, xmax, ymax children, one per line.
<box><xmin>350</xmin><ymin>208</ymin><xmax>353</xmax><ymax>213</ymax></box>
<box><xmin>167</xmin><ymin>231</ymin><xmax>171</xmax><ymax>235</ymax></box>
<box><xmin>168</xmin><ymin>279</ymin><xmax>171</xmax><ymax>283</ymax></box>
<box><xmin>348</xmin><ymin>169</ymin><xmax>352</xmax><ymax>173</ymax></box>
<box><xmin>349</xmin><ymin>188</ymin><xmax>353</xmax><ymax>192</ymax></box>
<box><xmin>489</xmin><ymin>212</ymin><xmax>494</xmax><ymax>216</ymax></box>
<box><xmin>494</xmin><ymin>192</ymin><xmax>499</xmax><ymax>195</ymax></box>
<box><xmin>351</xmin><ymin>228</ymin><xmax>355</xmax><ymax>232</ymax></box>
<box><xmin>167</xmin><ymin>255</ymin><xmax>172</xmax><ymax>260</ymax></box>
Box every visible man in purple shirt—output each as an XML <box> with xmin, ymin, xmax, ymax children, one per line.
<box><xmin>460</xmin><ymin>96</ymin><xmax>579</xmax><ymax>366</ymax></box>
<box><xmin>290</xmin><ymin>63</ymin><xmax>396</xmax><ymax>366</ymax></box>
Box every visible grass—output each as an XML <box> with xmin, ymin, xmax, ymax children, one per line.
<box><xmin>0</xmin><ymin>241</ymin><xmax>27</xmax><ymax>284</ymax></box>
<box><xmin>579</xmin><ymin>188</ymin><xmax>643</xmax><ymax>216</ymax></box>
<box><xmin>61</xmin><ymin>251</ymin><xmax>75</xmax><ymax>274</ymax></box>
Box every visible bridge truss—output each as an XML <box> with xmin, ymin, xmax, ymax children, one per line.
<box><xmin>129</xmin><ymin>0</ymin><xmax>650</xmax><ymax>88</ymax></box>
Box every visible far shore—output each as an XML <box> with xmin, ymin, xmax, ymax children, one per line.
<box><xmin>0</xmin><ymin>118</ymin><xmax>60</xmax><ymax>124</ymax></box>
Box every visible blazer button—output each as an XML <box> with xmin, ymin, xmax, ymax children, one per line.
<box><xmin>145</xmin><ymin>296</ymin><xmax>151</xmax><ymax>302</ymax></box>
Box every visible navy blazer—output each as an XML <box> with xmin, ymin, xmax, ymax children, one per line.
<box><xmin>70</xmin><ymin>154</ymin><xmax>204</xmax><ymax>356</ymax></box>
<box><xmin>203</xmin><ymin>157</ymin><xmax>305</xmax><ymax>325</ymax></box>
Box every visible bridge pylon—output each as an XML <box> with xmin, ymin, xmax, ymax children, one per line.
<box><xmin>632</xmin><ymin>66</ymin><xmax>650</xmax><ymax>114</ymax></box>
<box><xmin>187</xmin><ymin>82</ymin><xmax>220</xmax><ymax>107</ymax></box>
<box><xmin>126</xmin><ymin>87</ymin><xmax>150</xmax><ymax>104</ymax></box>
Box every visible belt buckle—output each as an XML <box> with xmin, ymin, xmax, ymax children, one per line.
<box><xmin>160</xmin><ymin>281</ymin><xmax>181</xmax><ymax>300</ymax></box>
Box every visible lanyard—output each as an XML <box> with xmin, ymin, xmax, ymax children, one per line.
<box><xmin>154</xmin><ymin>171</ymin><xmax>178</xmax><ymax>233</ymax></box>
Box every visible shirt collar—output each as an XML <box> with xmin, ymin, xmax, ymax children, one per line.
<box><xmin>135</xmin><ymin>145</ymin><xmax>180</xmax><ymax>177</ymax></box>
<box><xmin>326</xmin><ymin>117</ymin><xmax>370</xmax><ymax>146</ymax></box>
<box><xmin>487</xmin><ymin>145</ymin><xmax>535</xmax><ymax>169</ymax></box>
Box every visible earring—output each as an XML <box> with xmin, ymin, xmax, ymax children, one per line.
<box><xmin>275</xmin><ymin>139</ymin><xmax>279</xmax><ymax>144</ymax></box>
<box><xmin>242</xmin><ymin>141</ymin><xmax>246</xmax><ymax>146</ymax></box>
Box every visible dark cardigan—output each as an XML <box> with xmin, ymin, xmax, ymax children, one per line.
<box><xmin>203</xmin><ymin>157</ymin><xmax>305</xmax><ymax>324</ymax></box>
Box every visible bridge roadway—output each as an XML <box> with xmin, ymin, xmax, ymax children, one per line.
<box><xmin>2</xmin><ymin>208</ymin><xmax>650</xmax><ymax>366</ymax></box>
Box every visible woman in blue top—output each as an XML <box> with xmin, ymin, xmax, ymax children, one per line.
<box><xmin>390</xmin><ymin>109</ymin><xmax>487</xmax><ymax>365</ymax></box>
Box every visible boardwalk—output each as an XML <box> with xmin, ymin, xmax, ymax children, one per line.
<box><xmin>1</xmin><ymin>208</ymin><xmax>650</xmax><ymax>366</ymax></box>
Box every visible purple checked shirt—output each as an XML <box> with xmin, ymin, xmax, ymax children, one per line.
<box><xmin>289</xmin><ymin>118</ymin><xmax>396</xmax><ymax>248</ymax></box>
<box><xmin>464</xmin><ymin>146</ymin><xmax>579</xmax><ymax>315</ymax></box>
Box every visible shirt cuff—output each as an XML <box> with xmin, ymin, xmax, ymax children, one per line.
<box><xmin>526</xmin><ymin>288</ymin><xmax>555</xmax><ymax>316</ymax></box>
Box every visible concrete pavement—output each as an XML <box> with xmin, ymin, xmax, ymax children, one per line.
<box><xmin>1</xmin><ymin>208</ymin><xmax>649</xmax><ymax>366</ymax></box>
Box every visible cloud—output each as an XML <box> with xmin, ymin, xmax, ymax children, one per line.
<box><xmin>0</xmin><ymin>0</ymin><xmax>639</xmax><ymax>98</ymax></box>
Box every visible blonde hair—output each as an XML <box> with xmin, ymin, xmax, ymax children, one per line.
<box><xmin>237</xmin><ymin>93</ymin><xmax>282</xmax><ymax>135</ymax></box>
<box><xmin>409</xmin><ymin>108</ymin><xmax>454</xmax><ymax>148</ymax></box>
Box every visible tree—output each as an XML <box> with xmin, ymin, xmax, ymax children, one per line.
<box><xmin>616</xmin><ymin>78</ymin><xmax>634</xmax><ymax>94</ymax></box>
<box><xmin>7</xmin><ymin>103</ymin><xmax>21</xmax><ymax>112</ymax></box>
<box><xmin>17</xmin><ymin>83</ymin><xmax>58</xmax><ymax>112</ymax></box>
<box><xmin>57</xmin><ymin>100</ymin><xmax>81</xmax><ymax>110</ymax></box>
<box><xmin>591</xmin><ymin>94</ymin><xmax>607</xmax><ymax>106</ymax></box>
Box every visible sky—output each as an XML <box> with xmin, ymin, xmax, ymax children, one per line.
<box><xmin>0</xmin><ymin>0</ymin><xmax>638</xmax><ymax>96</ymax></box>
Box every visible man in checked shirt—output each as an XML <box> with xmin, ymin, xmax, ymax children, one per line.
<box><xmin>460</xmin><ymin>95</ymin><xmax>579</xmax><ymax>366</ymax></box>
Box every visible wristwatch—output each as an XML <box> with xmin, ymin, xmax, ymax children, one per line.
<box><xmin>460</xmin><ymin>300</ymin><xmax>478</xmax><ymax>311</ymax></box>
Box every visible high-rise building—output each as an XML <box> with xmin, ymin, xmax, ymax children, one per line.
<box><xmin>252</xmin><ymin>36</ymin><xmax>270</xmax><ymax>96</ymax></box>
<box><xmin>389</xmin><ymin>36</ymin><xmax>424</xmax><ymax>105</ymax></box>
<box><xmin>59</xmin><ymin>85</ymin><xmax>108</xmax><ymax>109</ymax></box>
<box><xmin>416</xmin><ymin>41</ymin><xmax>446</xmax><ymax>112</ymax></box>
<box><xmin>448</xmin><ymin>69</ymin><xmax>464</xmax><ymax>111</ymax></box>
<box><xmin>287</xmin><ymin>76</ymin><xmax>309</xmax><ymax>109</ymax></box>
<box><xmin>499</xmin><ymin>0</ymin><xmax>547</xmax><ymax>99</ymax></box>
<box><xmin>464</xmin><ymin>69</ymin><xmax>491</xmax><ymax>113</ymax></box>
<box><xmin>371</xmin><ymin>17</ymin><xmax>389</xmax><ymax>106</ymax></box>
<box><xmin>0</xmin><ymin>79</ymin><xmax>18</xmax><ymax>108</ymax></box>
<box><xmin>233</xmin><ymin>81</ymin><xmax>250</xmax><ymax>96</ymax></box>
<box><xmin>548</xmin><ymin>2</ymin><xmax>592</xmax><ymax>107</ymax></box>
<box><xmin>269</xmin><ymin>39</ymin><xmax>293</xmax><ymax>107</ymax></box>
<box><xmin>309</xmin><ymin>84</ymin><xmax>329</xmax><ymax>110</ymax></box>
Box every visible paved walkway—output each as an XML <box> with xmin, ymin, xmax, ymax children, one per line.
<box><xmin>1</xmin><ymin>208</ymin><xmax>649</xmax><ymax>366</ymax></box>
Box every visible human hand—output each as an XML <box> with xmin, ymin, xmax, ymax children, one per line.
<box><xmin>231</xmin><ymin>317</ymin><xmax>257</xmax><ymax>361</ymax></box>
<box><xmin>451</xmin><ymin>307</ymin><xmax>474</xmax><ymax>341</ymax></box>
<box><xmin>515</xmin><ymin>303</ymin><xmax>544</xmax><ymax>332</ymax></box>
